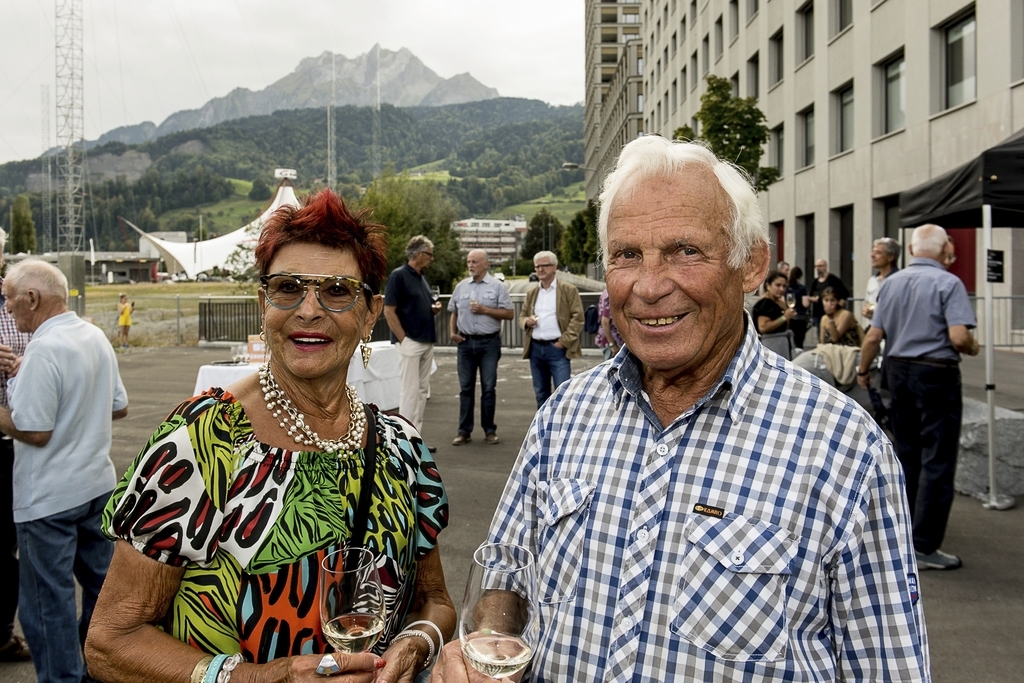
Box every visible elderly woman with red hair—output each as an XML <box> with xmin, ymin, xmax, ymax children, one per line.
<box><xmin>86</xmin><ymin>190</ymin><xmax>455</xmax><ymax>683</ymax></box>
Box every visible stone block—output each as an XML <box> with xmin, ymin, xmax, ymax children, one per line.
<box><xmin>955</xmin><ymin>398</ymin><xmax>1024</xmax><ymax>497</ymax></box>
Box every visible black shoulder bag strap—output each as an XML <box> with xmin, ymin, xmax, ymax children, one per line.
<box><xmin>349</xmin><ymin>405</ymin><xmax>377</xmax><ymax>549</ymax></box>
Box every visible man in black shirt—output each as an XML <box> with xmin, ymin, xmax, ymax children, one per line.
<box><xmin>384</xmin><ymin>235</ymin><xmax>442</xmax><ymax>439</ymax></box>
<box><xmin>808</xmin><ymin>258</ymin><xmax>850</xmax><ymax>328</ymax></box>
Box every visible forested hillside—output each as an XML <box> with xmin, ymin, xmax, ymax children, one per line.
<box><xmin>0</xmin><ymin>98</ymin><xmax>583</xmax><ymax>250</ymax></box>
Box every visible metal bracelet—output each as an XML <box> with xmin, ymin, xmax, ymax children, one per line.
<box><xmin>190</xmin><ymin>656</ymin><xmax>214</xmax><ymax>683</ymax></box>
<box><xmin>390</xmin><ymin>629</ymin><xmax>436</xmax><ymax>670</ymax></box>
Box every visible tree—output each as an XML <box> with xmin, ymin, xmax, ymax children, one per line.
<box><xmin>561</xmin><ymin>201</ymin><xmax>599</xmax><ymax>273</ymax></box>
<box><xmin>356</xmin><ymin>168</ymin><xmax>465</xmax><ymax>291</ymax></box>
<box><xmin>248</xmin><ymin>177</ymin><xmax>272</xmax><ymax>201</ymax></box>
<box><xmin>10</xmin><ymin>194</ymin><xmax>36</xmax><ymax>254</ymax></box>
<box><xmin>520</xmin><ymin>208</ymin><xmax>563</xmax><ymax>265</ymax></box>
<box><xmin>673</xmin><ymin>75</ymin><xmax>780</xmax><ymax>193</ymax></box>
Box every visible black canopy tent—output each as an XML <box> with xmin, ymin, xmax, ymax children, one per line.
<box><xmin>898</xmin><ymin>127</ymin><xmax>1024</xmax><ymax>510</ymax></box>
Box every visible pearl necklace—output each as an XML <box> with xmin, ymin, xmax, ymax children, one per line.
<box><xmin>258</xmin><ymin>362</ymin><xmax>366</xmax><ymax>454</ymax></box>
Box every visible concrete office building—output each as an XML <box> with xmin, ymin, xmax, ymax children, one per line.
<box><xmin>451</xmin><ymin>218</ymin><xmax>528</xmax><ymax>264</ymax></box>
<box><xmin>586</xmin><ymin>0</ymin><xmax>1024</xmax><ymax>308</ymax></box>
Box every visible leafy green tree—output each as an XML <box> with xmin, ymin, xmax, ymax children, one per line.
<box><xmin>520</xmin><ymin>208</ymin><xmax>563</xmax><ymax>265</ymax></box>
<box><xmin>357</xmin><ymin>168</ymin><xmax>465</xmax><ymax>291</ymax></box>
<box><xmin>10</xmin><ymin>194</ymin><xmax>36</xmax><ymax>254</ymax></box>
<box><xmin>560</xmin><ymin>201</ymin><xmax>599</xmax><ymax>273</ymax></box>
<box><xmin>673</xmin><ymin>75</ymin><xmax>780</xmax><ymax>193</ymax></box>
<box><xmin>248</xmin><ymin>177</ymin><xmax>272</xmax><ymax>201</ymax></box>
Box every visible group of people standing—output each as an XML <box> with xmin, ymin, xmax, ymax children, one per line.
<box><xmin>0</xmin><ymin>135</ymin><xmax>978</xmax><ymax>683</ymax></box>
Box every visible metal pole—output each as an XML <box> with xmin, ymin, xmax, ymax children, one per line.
<box><xmin>176</xmin><ymin>294</ymin><xmax>181</xmax><ymax>346</ymax></box>
<box><xmin>981</xmin><ymin>204</ymin><xmax>1014</xmax><ymax>510</ymax></box>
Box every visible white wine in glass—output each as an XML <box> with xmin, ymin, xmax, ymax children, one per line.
<box><xmin>786</xmin><ymin>292</ymin><xmax>796</xmax><ymax>310</ymax></box>
<box><xmin>320</xmin><ymin>547</ymin><xmax>386</xmax><ymax>654</ymax></box>
<box><xmin>460</xmin><ymin>543</ymin><xmax>539</xmax><ymax>679</ymax></box>
<box><xmin>430</xmin><ymin>285</ymin><xmax>441</xmax><ymax>303</ymax></box>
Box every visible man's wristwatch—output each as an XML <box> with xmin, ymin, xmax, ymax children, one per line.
<box><xmin>857</xmin><ymin>370</ymin><xmax>870</xmax><ymax>377</ymax></box>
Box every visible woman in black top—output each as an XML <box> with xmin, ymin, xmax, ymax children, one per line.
<box><xmin>787</xmin><ymin>266</ymin><xmax>810</xmax><ymax>348</ymax></box>
<box><xmin>752</xmin><ymin>270</ymin><xmax>795</xmax><ymax>335</ymax></box>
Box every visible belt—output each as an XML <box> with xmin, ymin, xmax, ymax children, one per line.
<box><xmin>460</xmin><ymin>332</ymin><xmax>499</xmax><ymax>340</ymax></box>
<box><xmin>888</xmin><ymin>356</ymin><xmax>959</xmax><ymax>368</ymax></box>
<box><xmin>531</xmin><ymin>338</ymin><xmax>559</xmax><ymax>346</ymax></box>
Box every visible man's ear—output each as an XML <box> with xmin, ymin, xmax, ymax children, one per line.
<box><xmin>741</xmin><ymin>243</ymin><xmax>771</xmax><ymax>294</ymax></box>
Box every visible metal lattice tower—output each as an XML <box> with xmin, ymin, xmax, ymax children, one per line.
<box><xmin>40</xmin><ymin>85</ymin><xmax>53</xmax><ymax>253</ymax></box>
<box><xmin>55</xmin><ymin>0</ymin><xmax>84</xmax><ymax>254</ymax></box>
<box><xmin>327</xmin><ymin>53</ymin><xmax>336</xmax><ymax>192</ymax></box>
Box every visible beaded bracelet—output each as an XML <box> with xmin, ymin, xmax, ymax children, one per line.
<box><xmin>216</xmin><ymin>653</ymin><xmax>244</xmax><ymax>683</ymax></box>
<box><xmin>190</xmin><ymin>656</ymin><xmax>214</xmax><ymax>683</ymax></box>
<box><xmin>391</xmin><ymin>629</ymin><xmax>436</xmax><ymax>669</ymax></box>
<box><xmin>404</xmin><ymin>620</ymin><xmax>444</xmax><ymax>653</ymax></box>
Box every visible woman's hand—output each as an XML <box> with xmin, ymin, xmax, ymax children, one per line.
<box><xmin>782</xmin><ymin>308</ymin><xmax>796</xmax><ymax>321</ymax></box>
<box><xmin>376</xmin><ymin>638</ymin><xmax>429</xmax><ymax>683</ymax></box>
<box><xmin>247</xmin><ymin>652</ymin><xmax>383</xmax><ymax>683</ymax></box>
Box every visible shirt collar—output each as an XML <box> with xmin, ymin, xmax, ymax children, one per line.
<box><xmin>34</xmin><ymin>310</ymin><xmax>77</xmax><ymax>336</ymax></box>
<box><xmin>606</xmin><ymin>313</ymin><xmax>760</xmax><ymax>433</ymax></box>
<box><xmin>909</xmin><ymin>258</ymin><xmax>945</xmax><ymax>270</ymax></box>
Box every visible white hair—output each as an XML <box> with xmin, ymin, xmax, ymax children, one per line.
<box><xmin>911</xmin><ymin>224</ymin><xmax>948</xmax><ymax>259</ymax></box>
<box><xmin>597</xmin><ymin>136</ymin><xmax>768</xmax><ymax>269</ymax></box>
<box><xmin>533</xmin><ymin>250</ymin><xmax>558</xmax><ymax>267</ymax></box>
<box><xmin>5</xmin><ymin>258</ymin><xmax>69</xmax><ymax>300</ymax></box>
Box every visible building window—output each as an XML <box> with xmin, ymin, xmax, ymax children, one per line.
<box><xmin>690</xmin><ymin>0</ymin><xmax>697</xmax><ymax>25</ymax></box>
<box><xmin>657</xmin><ymin>101</ymin><xmax>662</xmax><ymax>130</ymax></box>
<box><xmin>798</xmin><ymin>2</ymin><xmax>814</xmax><ymax>62</ymax></box>
<box><xmin>769</xmin><ymin>29</ymin><xmax>784</xmax><ymax>86</ymax></box>
<box><xmin>730</xmin><ymin>0</ymin><xmax>740</xmax><ymax>39</ymax></box>
<box><xmin>799</xmin><ymin>106</ymin><xmax>815</xmax><ymax>168</ymax></box>
<box><xmin>945</xmin><ymin>13</ymin><xmax>976</xmax><ymax>108</ymax></box>
<box><xmin>883</xmin><ymin>54</ymin><xmax>905</xmax><ymax>133</ymax></box>
<box><xmin>664</xmin><ymin>46</ymin><xmax>669</xmax><ymax>68</ymax></box>
<box><xmin>715</xmin><ymin>17</ymin><xmax>724</xmax><ymax>59</ymax></box>
<box><xmin>691</xmin><ymin>52</ymin><xmax>699</xmax><ymax>88</ymax></box>
<box><xmin>681</xmin><ymin>16</ymin><xmax>687</xmax><ymax>41</ymax></box>
<box><xmin>656</xmin><ymin>59</ymin><xmax>661</xmax><ymax>81</ymax></box>
<box><xmin>672</xmin><ymin>79</ymin><xmax>678</xmax><ymax>112</ymax></box>
<box><xmin>833</xmin><ymin>0</ymin><xmax>852</xmax><ymax>35</ymax></box>
<box><xmin>637</xmin><ymin>57</ymin><xmax>644</xmax><ymax>75</ymax></box>
<box><xmin>747</xmin><ymin>52</ymin><xmax>760</xmax><ymax>98</ymax></box>
<box><xmin>800</xmin><ymin>213</ymin><xmax>816</xmax><ymax>279</ymax></box>
<box><xmin>702</xmin><ymin>34</ymin><xmax>710</xmax><ymax>74</ymax></box>
<box><xmin>672</xmin><ymin>31</ymin><xmax>677</xmax><ymax>57</ymax></box>
<box><xmin>691</xmin><ymin>116</ymin><xmax>700</xmax><ymax>136</ymax></box>
<box><xmin>771</xmin><ymin>124</ymin><xmax>784</xmax><ymax>176</ymax></box>
<box><xmin>748</xmin><ymin>0</ymin><xmax>759</xmax><ymax>20</ymax></box>
<box><xmin>657</xmin><ymin>19</ymin><xmax>661</xmax><ymax>40</ymax></box>
<box><xmin>731</xmin><ymin>71</ymin><xmax>740</xmax><ymax>97</ymax></box>
<box><xmin>835</xmin><ymin>85</ymin><xmax>854</xmax><ymax>153</ymax></box>
<box><xmin>638</xmin><ymin>93</ymin><xmax>644</xmax><ymax>110</ymax></box>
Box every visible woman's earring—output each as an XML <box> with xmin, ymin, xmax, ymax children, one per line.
<box><xmin>361</xmin><ymin>334</ymin><xmax>372</xmax><ymax>368</ymax></box>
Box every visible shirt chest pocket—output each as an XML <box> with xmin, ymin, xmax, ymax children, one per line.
<box><xmin>669</xmin><ymin>513</ymin><xmax>795</xmax><ymax>663</ymax></box>
<box><xmin>536</xmin><ymin>478</ymin><xmax>595</xmax><ymax>605</ymax></box>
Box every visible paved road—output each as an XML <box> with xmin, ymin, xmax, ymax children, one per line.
<box><xmin>1</xmin><ymin>344</ymin><xmax>1020</xmax><ymax>682</ymax></box>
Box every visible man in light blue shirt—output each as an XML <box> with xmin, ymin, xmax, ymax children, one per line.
<box><xmin>0</xmin><ymin>259</ymin><xmax>129</xmax><ymax>683</ymax></box>
<box><xmin>859</xmin><ymin>224</ymin><xmax>978</xmax><ymax>571</ymax></box>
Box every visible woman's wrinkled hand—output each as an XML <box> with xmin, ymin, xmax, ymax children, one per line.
<box><xmin>246</xmin><ymin>651</ymin><xmax>384</xmax><ymax>683</ymax></box>
<box><xmin>376</xmin><ymin>637</ymin><xmax>429</xmax><ymax>683</ymax></box>
<box><xmin>428</xmin><ymin>641</ymin><xmax>512</xmax><ymax>683</ymax></box>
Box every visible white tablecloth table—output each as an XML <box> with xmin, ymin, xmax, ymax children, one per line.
<box><xmin>193</xmin><ymin>341</ymin><xmax>403</xmax><ymax>411</ymax></box>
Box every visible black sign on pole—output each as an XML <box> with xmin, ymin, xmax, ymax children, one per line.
<box><xmin>987</xmin><ymin>249</ymin><xmax>1004</xmax><ymax>283</ymax></box>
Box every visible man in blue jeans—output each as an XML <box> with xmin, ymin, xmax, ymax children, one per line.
<box><xmin>0</xmin><ymin>259</ymin><xmax>129</xmax><ymax>683</ymax></box>
<box><xmin>448</xmin><ymin>250</ymin><xmax>514</xmax><ymax>446</ymax></box>
<box><xmin>520</xmin><ymin>251</ymin><xmax>584</xmax><ymax>408</ymax></box>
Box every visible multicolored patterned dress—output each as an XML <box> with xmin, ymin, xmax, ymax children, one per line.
<box><xmin>102</xmin><ymin>388</ymin><xmax>449</xmax><ymax>662</ymax></box>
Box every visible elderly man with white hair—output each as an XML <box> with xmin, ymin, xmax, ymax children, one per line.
<box><xmin>858</xmin><ymin>224</ymin><xmax>978</xmax><ymax>572</ymax></box>
<box><xmin>432</xmin><ymin>137</ymin><xmax>927</xmax><ymax>682</ymax></box>
<box><xmin>0</xmin><ymin>258</ymin><xmax>129</xmax><ymax>683</ymax></box>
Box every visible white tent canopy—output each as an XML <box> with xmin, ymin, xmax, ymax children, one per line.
<box><xmin>123</xmin><ymin>180</ymin><xmax>300</xmax><ymax>279</ymax></box>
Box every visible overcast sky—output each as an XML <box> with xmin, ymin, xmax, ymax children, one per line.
<box><xmin>0</xmin><ymin>0</ymin><xmax>584</xmax><ymax>166</ymax></box>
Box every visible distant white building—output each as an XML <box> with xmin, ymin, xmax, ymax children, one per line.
<box><xmin>451</xmin><ymin>217</ymin><xmax>528</xmax><ymax>263</ymax></box>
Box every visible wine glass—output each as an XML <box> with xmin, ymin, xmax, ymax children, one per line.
<box><xmin>460</xmin><ymin>543</ymin><xmax>539</xmax><ymax>679</ymax></box>
<box><xmin>430</xmin><ymin>285</ymin><xmax>441</xmax><ymax>303</ymax></box>
<box><xmin>320</xmin><ymin>547</ymin><xmax>387</xmax><ymax>654</ymax></box>
<box><xmin>785</xmin><ymin>292</ymin><xmax>796</xmax><ymax>310</ymax></box>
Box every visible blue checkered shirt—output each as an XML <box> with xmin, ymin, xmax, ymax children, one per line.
<box><xmin>0</xmin><ymin>278</ymin><xmax>31</xmax><ymax>408</ymax></box>
<box><xmin>488</xmin><ymin>320</ymin><xmax>929</xmax><ymax>682</ymax></box>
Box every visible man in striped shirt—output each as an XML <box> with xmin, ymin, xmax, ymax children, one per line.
<box><xmin>432</xmin><ymin>137</ymin><xmax>928</xmax><ymax>682</ymax></box>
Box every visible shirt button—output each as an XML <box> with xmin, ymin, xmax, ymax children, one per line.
<box><xmin>622</xmin><ymin>615</ymin><xmax>634</xmax><ymax>630</ymax></box>
<box><xmin>636</xmin><ymin>528</ymin><xmax>649</xmax><ymax>542</ymax></box>
<box><xmin>656</xmin><ymin>444</ymin><xmax>669</xmax><ymax>456</ymax></box>
<box><xmin>732</xmin><ymin>550</ymin><xmax>745</xmax><ymax>564</ymax></box>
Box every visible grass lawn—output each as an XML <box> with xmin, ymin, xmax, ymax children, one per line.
<box><xmin>156</xmin><ymin>179</ymin><xmax>268</xmax><ymax>237</ymax></box>
<box><xmin>489</xmin><ymin>182</ymin><xmax>587</xmax><ymax>224</ymax></box>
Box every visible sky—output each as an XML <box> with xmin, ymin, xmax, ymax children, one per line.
<box><xmin>0</xmin><ymin>0</ymin><xmax>585</xmax><ymax>166</ymax></box>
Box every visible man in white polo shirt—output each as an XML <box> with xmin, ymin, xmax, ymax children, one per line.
<box><xmin>0</xmin><ymin>259</ymin><xmax>129</xmax><ymax>683</ymax></box>
<box><xmin>520</xmin><ymin>250</ymin><xmax>584</xmax><ymax>408</ymax></box>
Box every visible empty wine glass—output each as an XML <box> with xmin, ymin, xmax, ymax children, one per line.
<box><xmin>785</xmin><ymin>292</ymin><xmax>796</xmax><ymax>310</ymax></box>
<box><xmin>430</xmin><ymin>285</ymin><xmax>441</xmax><ymax>303</ymax></box>
<box><xmin>320</xmin><ymin>547</ymin><xmax>387</xmax><ymax>654</ymax></box>
<box><xmin>460</xmin><ymin>543</ymin><xmax>539</xmax><ymax>680</ymax></box>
